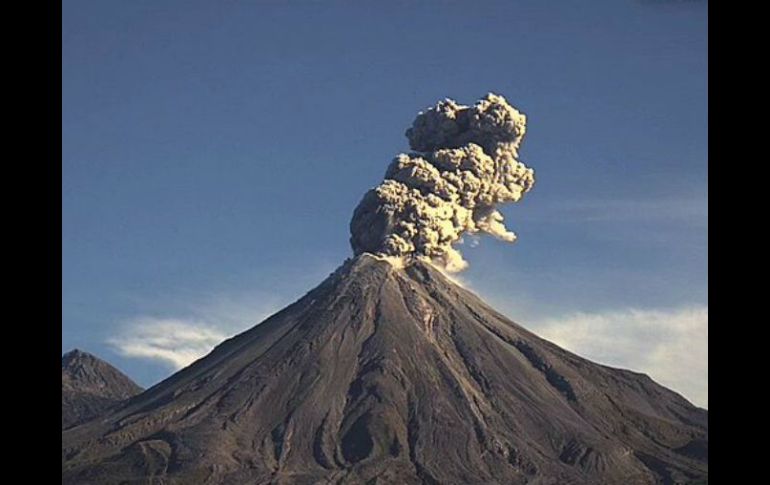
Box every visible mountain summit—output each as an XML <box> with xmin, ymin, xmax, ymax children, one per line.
<box><xmin>62</xmin><ymin>255</ymin><xmax>707</xmax><ymax>484</ymax></box>
<box><xmin>62</xmin><ymin>349</ymin><xmax>143</xmax><ymax>430</ymax></box>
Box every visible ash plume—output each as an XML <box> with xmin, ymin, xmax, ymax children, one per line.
<box><xmin>350</xmin><ymin>93</ymin><xmax>535</xmax><ymax>272</ymax></box>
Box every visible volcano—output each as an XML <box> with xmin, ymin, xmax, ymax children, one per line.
<box><xmin>61</xmin><ymin>255</ymin><xmax>707</xmax><ymax>484</ymax></box>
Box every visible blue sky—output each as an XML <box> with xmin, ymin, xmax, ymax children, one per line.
<box><xmin>63</xmin><ymin>1</ymin><xmax>708</xmax><ymax>406</ymax></box>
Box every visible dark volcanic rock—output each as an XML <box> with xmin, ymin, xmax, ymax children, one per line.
<box><xmin>62</xmin><ymin>255</ymin><xmax>708</xmax><ymax>484</ymax></box>
<box><xmin>62</xmin><ymin>349</ymin><xmax>143</xmax><ymax>430</ymax></box>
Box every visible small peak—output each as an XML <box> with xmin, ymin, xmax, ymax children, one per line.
<box><xmin>62</xmin><ymin>348</ymin><xmax>98</xmax><ymax>366</ymax></box>
<box><xmin>63</xmin><ymin>348</ymin><xmax>89</xmax><ymax>358</ymax></box>
<box><xmin>63</xmin><ymin>348</ymin><xmax>84</xmax><ymax>359</ymax></box>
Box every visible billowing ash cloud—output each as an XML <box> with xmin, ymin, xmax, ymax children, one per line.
<box><xmin>350</xmin><ymin>93</ymin><xmax>535</xmax><ymax>272</ymax></box>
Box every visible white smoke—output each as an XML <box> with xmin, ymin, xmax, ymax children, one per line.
<box><xmin>350</xmin><ymin>93</ymin><xmax>535</xmax><ymax>271</ymax></box>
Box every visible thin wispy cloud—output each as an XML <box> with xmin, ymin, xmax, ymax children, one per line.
<box><xmin>531</xmin><ymin>305</ymin><xmax>708</xmax><ymax>408</ymax></box>
<box><xmin>107</xmin><ymin>318</ymin><xmax>228</xmax><ymax>370</ymax></box>
<box><xmin>107</xmin><ymin>292</ymin><xmax>289</xmax><ymax>371</ymax></box>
